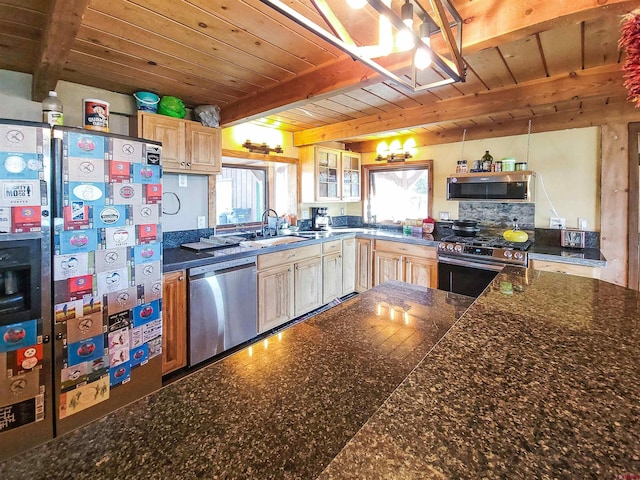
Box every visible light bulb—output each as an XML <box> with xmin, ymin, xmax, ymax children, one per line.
<box><xmin>396</xmin><ymin>29</ymin><xmax>414</xmax><ymax>52</ymax></box>
<box><xmin>347</xmin><ymin>0</ymin><xmax>368</xmax><ymax>8</ymax></box>
<box><xmin>415</xmin><ymin>47</ymin><xmax>431</xmax><ymax>70</ymax></box>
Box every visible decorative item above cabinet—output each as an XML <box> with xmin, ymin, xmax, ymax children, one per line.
<box><xmin>299</xmin><ymin>146</ymin><xmax>361</xmax><ymax>202</ymax></box>
<box><xmin>132</xmin><ymin>112</ymin><xmax>221</xmax><ymax>174</ymax></box>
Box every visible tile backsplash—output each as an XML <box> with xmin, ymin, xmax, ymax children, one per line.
<box><xmin>458</xmin><ymin>202</ymin><xmax>535</xmax><ymax>229</ymax></box>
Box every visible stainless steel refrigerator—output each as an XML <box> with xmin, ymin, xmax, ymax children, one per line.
<box><xmin>0</xmin><ymin>120</ymin><xmax>163</xmax><ymax>459</ymax></box>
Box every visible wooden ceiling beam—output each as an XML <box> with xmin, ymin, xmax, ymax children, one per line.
<box><xmin>348</xmin><ymin>98</ymin><xmax>640</xmax><ymax>152</ymax></box>
<box><xmin>293</xmin><ymin>63</ymin><xmax>626</xmax><ymax>145</ymax></box>
<box><xmin>32</xmin><ymin>0</ymin><xmax>89</xmax><ymax>101</ymax></box>
<box><xmin>220</xmin><ymin>0</ymin><xmax>636</xmax><ymax>127</ymax></box>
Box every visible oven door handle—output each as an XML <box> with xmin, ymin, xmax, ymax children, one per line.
<box><xmin>438</xmin><ymin>255</ymin><xmax>505</xmax><ymax>272</ymax></box>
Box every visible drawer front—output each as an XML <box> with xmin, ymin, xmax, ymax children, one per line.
<box><xmin>373</xmin><ymin>239</ymin><xmax>437</xmax><ymax>259</ymax></box>
<box><xmin>322</xmin><ymin>240</ymin><xmax>342</xmax><ymax>255</ymax></box>
<box><xmin>258</xmin><ymin>244</ymin><xmax>322</xmax><ymax>270</ymax></box>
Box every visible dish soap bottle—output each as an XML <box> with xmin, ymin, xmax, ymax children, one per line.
<box><xmin>481</xmin><ymin>150</ymin><xmax>493</xmax><ymax>172</ymax></box>
<box><xmin>42</xmin><ymin>91</ymin><xmax>64</xmax><ymax>126</ymax></box>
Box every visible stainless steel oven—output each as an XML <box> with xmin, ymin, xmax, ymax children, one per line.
<box><xmin>437</xmin><ymin>235</ymin><xmax>529</xmax><ymax>297</ymax></box>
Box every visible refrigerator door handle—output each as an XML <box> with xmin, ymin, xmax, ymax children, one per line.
<box><xmin>51</xmin><ymin>136</ymin><xmax>64</xmax><ymax>218</ymax></box>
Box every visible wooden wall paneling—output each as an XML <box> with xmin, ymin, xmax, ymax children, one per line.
<box><xmin>601</xmin><ymin>123</ymin><xmax>629</xmax><ymax>287</ymax></box>
<box><xmin>464</xmin><ymin>48</ymin><xmax>515</xmax><ymax>90</ymax></box>
<box><xmin>628</xmin><ymin>123</ymin><xmax>640</xmax><ymax>290</ymax></box>
<box><xmin>0</xmin><ymin>2</ymin><xmax>46</xmax><ymax>27</ymax></box>
<box><xmin>0</xmin><ymin>34</ymin><xmax>40</xmax><ymax>72</ymax></box>
<box><xmin>362</xmin><ymin>83</ymin><xmax>423</xmax><ymax>109</ymax></box>
<box><xmin>583</xmin><ymin>16</ymin><xmax>623</xmax><ymax>69</ymax></box>
<box><xmin>310</xmin><ymin>98</ymin><xmax>369</xmax><ymax>119</ymax></box>
<box><xmin>324</xmin><ymin>93</ymin><xmax>387</xmax><ymax>117</ymax></box>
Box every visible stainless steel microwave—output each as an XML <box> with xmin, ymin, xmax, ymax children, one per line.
<box><xmin>446</xmin><ymin>172</ymin><xmax>535</xmax><ymax>202</ymax></box>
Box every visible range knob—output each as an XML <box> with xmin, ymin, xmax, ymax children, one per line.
<box><xmin>438</xmin><ymin>242</ymin><xmax>446</xmax><ymax>250</ymax></box>
<box><xmin>514</xmin><ymin>252</ymin><xmax>524</xmax><ymax>260</ymax></box>
<box><xmin>446</xmin><ymin>243</ymin><xmax>454</xmax><ymax>251</ymax></box>
<box><xmin>503</xmin><ymin>250</ymin><xmax>513</xmax><ymax>259</ymax></box>
<box><xmin>454</xmin><ymin>244</ymin><xmax>463</xmax><ymax>253</ymax></box>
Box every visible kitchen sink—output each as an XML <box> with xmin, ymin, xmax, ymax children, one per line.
<box><xmin>239</xmin><ymin>235</ymin><xmax>308</xmax><ymax>248</ymax></box>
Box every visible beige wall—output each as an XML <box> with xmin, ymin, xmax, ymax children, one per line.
<box><xmin>362</xmin><ymin>128</ymin><xmax>600</xmax><ymax>230</ymax></box>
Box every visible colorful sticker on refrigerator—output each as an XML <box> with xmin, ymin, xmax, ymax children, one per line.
<box><xmin>103</xmin><ymin>225</ymin><xmax>136</xmax><ymax>249</ymax></box>
<box><xmin>93</xmin><ymin>205</ymin><xmax>127</xmax><ymax>229</ymax></box>
<box><xmin>66</xmin><ymin>132</ymin><xmax>106</xmax><ymax>160</ymax></box>
<box><xmin>0</xmin><ymin>370</ymin><xmax>41</xmax><ymax>406</ymax></box>
<box><xmin>143</xmin><ymin>278</ymin><xmax>162</xmax><ymax>303</ymax></box>
<box><xmin>134</xmin><ymin>260</ymin><xmax>160</xmax><ymax>284</ymax></box>
<box><xmin>133</xmin><ymin>243</ymin><xmax>161</xmax><ymax>263</ymax></box>
<box><xmin>69</xmin><ymin>182</ymin><xmax>105</xmax><ymax>206</ymax></box>
<box><xmin>66</xmin><ymin>312</ymin><xmax>104</xmax><ymax>344</ymax></box>
<box><xmin>55</xmin><ymin>299</ymin><xmax>83</xmax><ymax>322</ymax></box>
<box><xmin>94</xmin><ymin>247</ymin><xmax>128</xmax><ymax>273</ymax></box>
<box><xmin>83</xmin><ymin>296</ymin><xmax>101</xmax><ymax>315</ymax></box>
<box><xmin>112</xmin><ymin>138</ymin><xmax>143</xmax><ymax>163</ymax></box>
<box><xmin>0</xmin><ymin>320</ymin><xmax>37</xmax><ymax>353</ymax></box>
<box><xmin>137</xmin><ymin>224</ymin><xmax>158</xmax><ymax>244</ymax></box>
<box><xmin>132</xmin><ymin>300</ymin><xmax>160</xmax><ymax>327</ymax></box>
<box><xmin>129</xmin><ymin>326</ymin><xmax>143</xmax><ymax>348</ymax></box>
<box><xmin>130</xmin><ymin>343</ymin><xmax>148</xmax><ymax>367</ymax></box>
<box><xmin>0</xmin><ymin>207</ymin><xmax>10</xmax><ymax>232</ymax></box>
<box><xmin>12</xmin><ymin>344</ymin><xmax>44</xmax><ymax>374</ymax></box>
<box><xmin>97</xmin><ymin>267</ymin><xmax>130</xmax><ymax>296</ymax></box>
<box><xmin>109</xmin><ymin>362</ymin><xmax>130</xmax><ymax>387</ymax></box>
<box><xmin>67</xmin><ymin>274</ymin><xmax>94</xmax><ymax>299</ymax></box>
<box><xmin>67</xmin><ymin>334</ymin><xmax>105</xmax><ymax>367</ymax></box>
<box><xmin>0</xmin><ymin>126</ymin><xmax>41</xmax><ymax>154</ymax></box>
<box><xmin>108</xmin><ymin>160</ymin><xmax>131</xmax><ymax>183</ymax></box>
<box><xmin>0</xmin><ymin>152</ymin><xmax>41</xmax><ymax>179</ymax></box>
<box><xmin>67</xmin><ymin>158</ymin><xmax>105</xmax><ymax>183</ymax></box>
<box><xmin>142</xmin><ymin>318</ymin><xmax>162</xmax><ymax>343</ymax></box>
<box><xmin>58</xmin><ymin>229</ymin><xmax>98</xmax><ymax>254</ymax></box>
<box><xmin>147</xmin><ymin>336</ymin><xmax>162</xmax><ymax>359</ymax></box>
<box><xmin>11</xmin><ymin>205</ymin><xmax>41</xmax><ymax>232</ymax></box>
<box><xmin>144</xmin><ymin>184</ymin><xmax>162</xmax><ymax>204</ymax></box>
<box><xmin>110</xmin><ymin>183</ymin><xmax>142</xmax><ymax>205</ymax></box>
<box><xmin>131</xmin><ymin>203</ymin><xmax>159</xmax><ymax>225</ymax></box>
<box><xmin>132</xmin><ymin>164</ymin><xmax>160</xmax><ymax>184</ymax></box>
<box><xmin>0</xmin><ymin>180</ymin><xmax>40</xmax><ymax>206</ymax></box>
<box><xmin>144</xmin><ymin>144</ymin><xmax>161</xmax><ymax>166</ymax></box>
<box><xmin>60</xmin><ymin>362</ymin><xmax>89</xmax><ymax>391</ymax></box>
<box><xmin>0</xmin><ymin>396</ymin><xmax>44</xmax><ymax>432</ymax></box>
<box><xmin>107</xmin><ymin>310</ymin><xmax>131</xmax><ymax>333</ymax></box>
<box><xmin>63</xmin><ymin>203</ymin><xmax>91</xmax><ymax>230</ymax></box>
<box><xmin>105</xmin><ymin>286</ymin><xmax>137</xmax><ymax>316</ymax></box>
<box><xmin>53</xmin><ymin>252</ymin><xmax>90</xmax><ymax>281</ymax></box>
<box><xmin>59</xmin><ymin>376</ymin><xmax>109</xmax><ymax>419</ymax></box>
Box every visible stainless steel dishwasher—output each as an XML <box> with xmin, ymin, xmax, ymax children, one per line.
<box><xmin>187</xmin><ymin>256</ymin><xmax>257</xmax><ymax>366</ymax></box>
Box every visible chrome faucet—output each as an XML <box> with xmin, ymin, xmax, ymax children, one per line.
<box><xmin>261</xmin><ymin>208</ymin><xmax>279</xmax><ymax>236</ymax></box>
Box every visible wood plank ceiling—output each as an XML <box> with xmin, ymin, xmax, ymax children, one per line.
<box><xmin>0</xmin><ymin>0</ymin><xmax>638</xmax><ymax>149</ymax></box>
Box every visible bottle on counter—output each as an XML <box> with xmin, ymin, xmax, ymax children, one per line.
<box><xmin>42</xmin><ymin>90</ymin><xmax>64</xmax><ymax>126</ymax></box>
<box><xmin>481</xmin><ymin>150</ymin><xmax>493</xmax><ymax>172</ymax></box>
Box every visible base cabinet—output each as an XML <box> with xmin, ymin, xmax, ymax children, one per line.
<box><xmin>372</xmin><ymin>240</ymin><xmax>438</xmax><ymax>288</ymax></box>
<box><xmin>294</xmin><ymin>258</ymin><xmax>323</xmax><ymax>317</ymax></box>
<box><xmin>258</xmin><ymin>264</ymin><xmax>294</xmax><ymax>333</ymax></box>
<box><xmin>323</xmin><ymin>253</ymin><xmax>343</xmax><ymax>304</ymax></box>
<box><xmin>355</xmin><ymin>238</ymin><xmax>373</xmax><ymax>292</ymax></box>
<box><xmin>342</xmin><ymin>237</ymin><xmax>356</xmax><ymax>295</ymax></box>
<box><xmin>529</xmin><ymin>259</ymin><xmax>601</xmax><ymax>279</ymax></box>
<box><xmin>162</xmin><ymin>270</ymin><xmax>187</xmax><ymax>375</ymax></box>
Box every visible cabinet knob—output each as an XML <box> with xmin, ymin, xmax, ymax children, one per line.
<box><xmin>186</xmin><ymin>163</ymin><xmax>191</xmax><ymax>168</ymax></box>
<box><xmin>179</xmin><ymin>276</ymin><xmax>184</xmax><ymax>281</ymax></box>
<box><xmin>180</xmin><ymin>161</ymin><xmax>186</xmax><ymax>167</ymax></box>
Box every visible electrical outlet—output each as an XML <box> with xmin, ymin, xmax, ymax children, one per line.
<box><xmin>549</xmin><ymin>217</ymin><xmax>566</xmax><ymax>229</ymax></box>
<box><xmin>578</xmin><ymin>217</ymin><xmax>588</xmax><ymax>230</ymax></box>
<box><xmin>439</xmin><ymin>211</ymin><xmax>450</xmax><ymax>221</ymax></box>
<box><xmin>197</xmin><ymin>216</ymin><xmax>206</xmax><ymax>228</ymax></box>
<box><xmin>178</xmin><ymin>174</ymin><xmax>187</xmax><ymax>187</ymax></box>
<box><xmin>340</xmin><ymin>207</ymin><xmax>344</xmax><ymax>215</ymax></box>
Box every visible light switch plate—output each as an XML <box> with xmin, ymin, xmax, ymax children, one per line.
<box><xmin>549</xmin><ymin>217</ymin><xmax>566</xmax><ymax>229</ymax></box>
<box><xmin>178</xmin><ymin>174</ymin><xmax>187</xmax><ymax>187</ymax></box>
<box><xmin>197</xmin><ymin>216</ymin><xmax>206</xmax><ymax>228</ymax></box>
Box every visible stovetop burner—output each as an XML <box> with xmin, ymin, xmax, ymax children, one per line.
<box><xmin>441</xmin><ymin>235</ymin><xmax>532</xmax><ymax>251</ymax></box>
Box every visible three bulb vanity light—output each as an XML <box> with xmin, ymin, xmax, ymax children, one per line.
<box><xmin>260</xmin><ymin>0</ymin><xmax>465</xmax><ymax>92</ymax></box>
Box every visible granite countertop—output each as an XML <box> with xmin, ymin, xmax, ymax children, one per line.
<box><xmin>0</xmin><ymin>282</ymin><xmax>473</xmax><ymax>479</ymax></box>
<box><xmin>2</xmin><ymin>270</ymin><xmax>638</xmax><ymax>478</ymax></box>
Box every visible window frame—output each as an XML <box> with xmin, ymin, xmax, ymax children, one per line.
<box><xmin>362</xmin><ymin>160</ymin><xmax>434</xmax><ymax>224</ymax></box>
<box><xmin>215</xmin><ymin>164</ymin><xmax>269</xmax><ymax>231</ymax></box>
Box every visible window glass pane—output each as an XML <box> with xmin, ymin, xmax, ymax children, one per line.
<box><xmin>216</xmin><ymin>166</ymin><xmax>267</xmax><ymax>226</ymax></box>
<box><xmin>369</xmin><ymin>168</ymin><xmax>429</xmax><ymax>223</ymax></box>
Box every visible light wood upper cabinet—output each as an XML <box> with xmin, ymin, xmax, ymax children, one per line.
<box><xmin>342</xmin><ymin>237</ymin><xmax>356</xmax><ymax>296</ymax></box>
<box><xmin>299</xmin><ymin>146</ymin><xmax>361</xmax><ymax>202</ymax></box>
<box><xmin>258</xmin><ymin>264</ymin><xmax>294</xmax><ymax>333</ymax></box>
<box><xmin>161</xmin><ymin>270</ymin><xmax>187</xmax><ymax>375</ymax></box>
<box><xmin>134</xmin><ymin>112</ymin><xmax>221</xmax><ymax>174</ymax></box>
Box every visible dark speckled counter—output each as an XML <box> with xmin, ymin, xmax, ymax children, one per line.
<box><xmin>4</xmin><ymin>270</ymin><xmax>636</xmax><ymax>479</ymax></box>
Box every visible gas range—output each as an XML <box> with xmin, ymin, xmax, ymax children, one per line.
<box><xmin>437</xmin><ymin>235</ymin><xmax>531</xmax><ymax>266</ymax></box>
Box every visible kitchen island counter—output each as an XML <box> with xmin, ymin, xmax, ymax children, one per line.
<box><xmin>2</xmin><ymin>268</ymin><xmax>638</xmax><ymax>479</ymax></box>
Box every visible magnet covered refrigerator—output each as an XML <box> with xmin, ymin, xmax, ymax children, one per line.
<box><xmin>0</xmin><ymin>119</ymin><xmax>163</xmax><ymax>459</ymax></box>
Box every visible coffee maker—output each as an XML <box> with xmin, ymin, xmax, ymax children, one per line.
<box><xmin>310</xmin><ymin>207</ymin><xmax>331</xmax><ymax>231</ymax></box>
